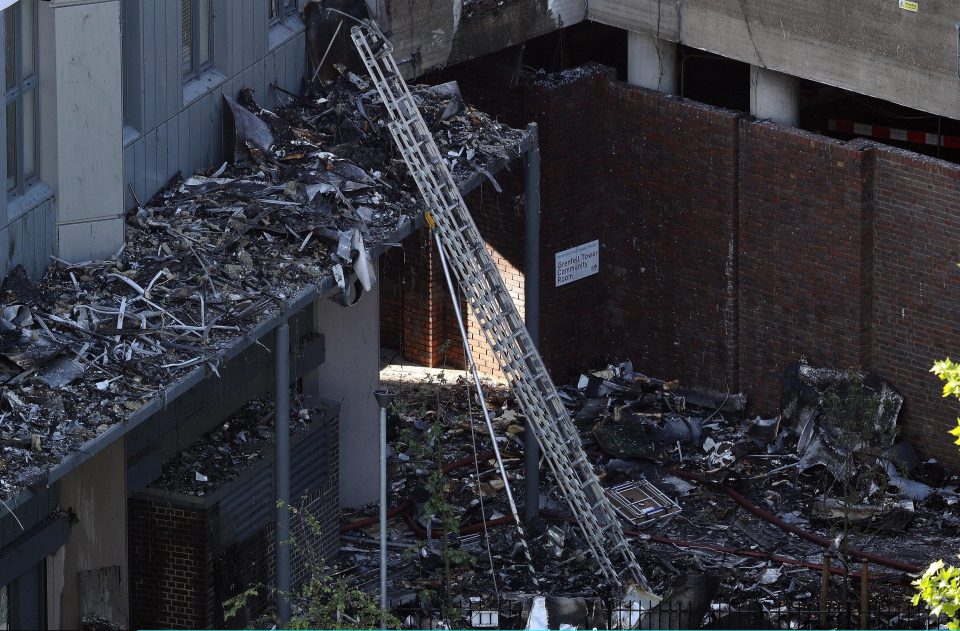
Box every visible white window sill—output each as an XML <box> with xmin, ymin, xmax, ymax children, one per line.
<box><xmin>183</xmin><ymin>68</ymin><xmax>228</xmax><ymax>107</ymax></box>
<box><xmin>269</xmin><ymin>15</ymin><xmax>305</xmax><ymax>51</ymax></box>
<box><xmin>7</xmin><ymin>182</ymin><xmax>54</xmax><ymax>222</ymax></box>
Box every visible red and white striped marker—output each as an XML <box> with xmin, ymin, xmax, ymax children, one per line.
<box><xmin>828</xmin><ymin>118</ymin><xmax>960</xmax><ymax>149</ymax></box>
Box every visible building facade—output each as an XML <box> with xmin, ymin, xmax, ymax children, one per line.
<box><xmin>0</xmin><ymin>1</ymin><xmax>386</xmax><ymax>628</ymax></box>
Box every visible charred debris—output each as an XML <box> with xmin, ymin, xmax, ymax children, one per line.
<box><xmin>0</xmin><ymin>72</ymin><xmax>525</xmax><ymax>503</ymax></box>
<box><xmin>339</xmin><ymin>360</ymin><xmax>959</xmax><ymax>628</ymax></box>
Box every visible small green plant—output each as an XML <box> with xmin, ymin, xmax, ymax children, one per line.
<box><xmin>914</xmin><ymin>355</ymin><xmax>960</xmax><ymax>628</ymax></box>
<box><xmin>415</xmin><ymin>412</ymin><xmax>474</xmax><ymax>617</ymax></box>
<box><xmin>913</xmin><ymin>559</ymin><xmax>960</xmax><ymax>629</ymax></box>
<box><xmin>932</xmin><ymin>358</ymin><xmax>960</xmax><ymax>446</ymax></box>
<box><xmin>222</xmin><ymin>496</ymin><xmax>401</xmax><ymax>630</ymax></box>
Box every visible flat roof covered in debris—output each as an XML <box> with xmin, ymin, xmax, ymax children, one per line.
<box><xmin>0</xmin><ymin>75</ymin><xmax>531</xmax><ymax>507</ymax></box>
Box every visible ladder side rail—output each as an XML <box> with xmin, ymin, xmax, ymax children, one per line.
<box><xmin>351</xmin><ymin>21</ymin><xmax>648</xmax><ymax>591</ymax></box>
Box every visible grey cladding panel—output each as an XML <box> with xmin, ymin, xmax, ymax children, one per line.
<box><xmin>121</xmin><ymin>0</ymin><xmax>144</xmax><ymax>132</ymax></box>
<box><xmin>0</xmin><ymin>195</ymin><xmax>55</xmax><ymax>280</ymax></box>
<box><xmin>253</xmin><ymin>0</ymin><xmax>268</xmax><ymax>61</ymax></box>
<box><xmin>164</xmin><ymin>0</ymin><xmax>181</xmax><ymax>127</ymax></box>
<box><xmin>291</xmin><ymin>425</ymin><xmax>329</xmax><ymax>500</ymax></box>
<box><xmin>143</xmin><ymin>130</ymin><xmax>158</xmax><ymax>204</ymax></box>
<box><xmin>178</xmin><ymin>110</ymin><xmax>191</xmax><ymax>178</ymax></box>
<box><xmin>134</xmin><ymin>138</ymin><xmax>147</xmax><ymax>205</ymax></box>
<box><xmin>9</xmin><ymin>561</ymin><xmax>44</xmax><ymax>630</ymax></box>
<box><xmin>156</xmin><ymin>122</ymin><xmax>169</xmax><ymax>192</ymax></box>
<box><xmin>0</xmin><ymin>226</ymin><xmax>8</xmax><ymax>276</ymax></box>
<box><xmin>211</xmin><ymin>411</ymin><xmax>336</xmax><ymax>549</ymax></box>
<box><xmin>217</xmin><ymin>465</ymin><xmax>272</xmax><ymax>545</ymax></box>
<box><xmin>123</xmin><ymin>143</ymin><xmax>136</xmax><ymax>210</ymax></box>
<box><xmin>140</xmin><ymin>0</ymin><xmax>157</xmax><ymax>132</ymax></box>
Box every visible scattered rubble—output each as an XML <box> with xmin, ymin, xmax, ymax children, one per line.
<box><xmin>0</xmin><ymin>73</ymin><xmax>526</xmax><ymax>503</ymax></box>
<box><xmin>152</xmin><ymin>393</ymin><xmax>328</xmax><ymax>496</ymax></box>
<box><xmin>339</xmin><ymin>360</ymin><xmax>960</xmax><ymax>628</ymax></box>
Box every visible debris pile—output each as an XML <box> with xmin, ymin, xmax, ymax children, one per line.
<box><xmin>0</xmin><ymin>74</ymin><xmax>526</xmax><ymax>502</ymax></box>
<box><xmin>152</xmin><ymin>393</ymin><xmax>328</xmax><ymax>496</ymax></box>
<box><xmin>339</xmin><ymin>360</ymin><xmax>960</xmax><ymax>628</ymax></box>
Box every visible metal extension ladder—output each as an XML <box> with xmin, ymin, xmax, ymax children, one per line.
<box><xmin>351</xmin><ymin>21</ymin><xmax>650</xmax><ymax>593</ymax></box>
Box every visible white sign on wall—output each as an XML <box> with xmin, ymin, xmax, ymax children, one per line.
<box><xmin>555</xmin><ymin>240</ymin><xmax>599</xmax><ymax>287</ymax></box>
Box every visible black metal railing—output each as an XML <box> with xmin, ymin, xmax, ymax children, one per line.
<box><xmin>392</xmin><ymin>598</ymin><xmax>946</xmax><ymax>630</ymax></box>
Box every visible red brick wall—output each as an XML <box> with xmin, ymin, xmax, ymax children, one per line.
<box><xmin>380</xmin><ymin>64</ymin><xmax>615</xmax><ymax>382</ymax></box>
<box><xmin>383</xmin><ymin>62</ymin><xmax>960</xmax><ymax>466</ymax></box>
<box><xmin>458</xmin><ymin>177</ymin><xmax>527</xmax><ymax>378</ymax></box>
<box><xmin>379</xmin><ymin>247</ymin><xmax>405</xmax><ymax>354</ymax></box>
<box><xmin>380</xmin><ymin>64</ymin><xmax>614</xmax><ymax>380</ymax></box>
<box><xmin>527</xmin><ymin>70</ymin><xmax>612</xmax><ymax>381</ymax></box>
<box><xmin>379</xmin><ymin>230</ymin><xmax>453</xmax><ymax>368</ymax></box>
<box><xmin>737</xmin><ymin>125</ymin><xmax>874</xmax><ymax>411</ymax></box>
<box><xmin>601</xmin><ymin>84</ymin><xmax>741</xmax><ymax>393</ymax></box>
<box><xmin>130</xmin><ymin>412</ymin><xmax>341</xmax><ymax>628</ymax></box>
<box><xmin>871</xmin><ymin>148</ymin><xmax>960</xmax><ymax>465</ymax></box>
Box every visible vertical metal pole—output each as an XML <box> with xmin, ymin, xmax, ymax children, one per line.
<box><xmin>374</xmin><ymin>389</ymin><xmax>396</xmax><ymax>629</ymax></box>
<box><xmin>275</xmin><ymin>323</ymin><xmax>291</xmax><ymax>626</ymax></box>
<box><xmin>379</xmin><ymin>404</ymin><xmax>388</xmax><ymax>625</ymax></box>
<box><xmin>820</xmin><ymin>553</ymin><xmax>830</xmax><ymax>629</ymax></box>
<box><xmin>523</xmin><ymin>122</ymin><xmax>541</xmax><ymax>526</ymax></box>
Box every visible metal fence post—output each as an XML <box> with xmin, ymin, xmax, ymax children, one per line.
<box><xmin>860</xmin><ymin>560</ymin><xmax>869</xmax><ymax>629</ymax></box>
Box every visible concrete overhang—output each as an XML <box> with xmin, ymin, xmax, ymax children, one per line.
<box><xmin>588</xmin><ymin>0</ymin><xmax>960</xmax><ymax>121</ymax></box>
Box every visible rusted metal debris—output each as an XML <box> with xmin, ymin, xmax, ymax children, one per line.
<box><xmin>0</xmin><ymin>72</ymin><xmax>525</xmax><ymax>502</ymax></box>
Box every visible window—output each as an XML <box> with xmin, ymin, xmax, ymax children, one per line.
<box><xmin>269</xmin><ymin>0</ymin><xmax>296</xmax><ymax>24</ymax></box>
<box><xmin>181</xmin><ymin>0</ymin><xmax>211</xmax><ymax>80</ymax></box>
<box><xmin>4</xmin><ymin>0</ymin><xmax>37</xmax><ymax>196</ymax></box>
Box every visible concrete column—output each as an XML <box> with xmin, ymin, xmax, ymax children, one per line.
<box><xmin>39</xmin><ymin>0</ymin><xmax>124</xmax><ymax>263</ymax></box>
<box><xmin>750</xmin><ymin>66</ymin><xmax>800</xmax><ymax>127</ymax></box>
<box><xmin>627</xmin><ymin>31</ymin><xmax>678</xmax><ymax>94</ymax></box>
<box><xmin>307</xmin><ymin>289</ymin><xmax>381</xmax><ymax>508</ymax></box>
<box><xmin>58</xmin><ymin>440</ymin><xmax>129</xmax><ymax>629</ymax></box>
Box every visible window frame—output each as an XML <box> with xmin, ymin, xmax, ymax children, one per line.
<box><xmin>4</xmin><ymin>0</ymin><xmax>38</xmax><ymax>199</ymax></box>
<box><xmin>182</xmin><ymin>0</ymin><xmax>213</xmax><ymax>82</ymax></box>
<box><xmin>269</xmin><ymin>0</ymin><xmax>297</xmax><ymax>25</ymax></box>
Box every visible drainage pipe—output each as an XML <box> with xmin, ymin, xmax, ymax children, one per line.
<box><xmin>524</xmin><ymin>122</ymin><xmax>541</xmax><ymax>526</ymax></box>
<box><xmin>374</xmin><ymin>388</ymin><xmax>397</xmax><ymax>628</ymax></box>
